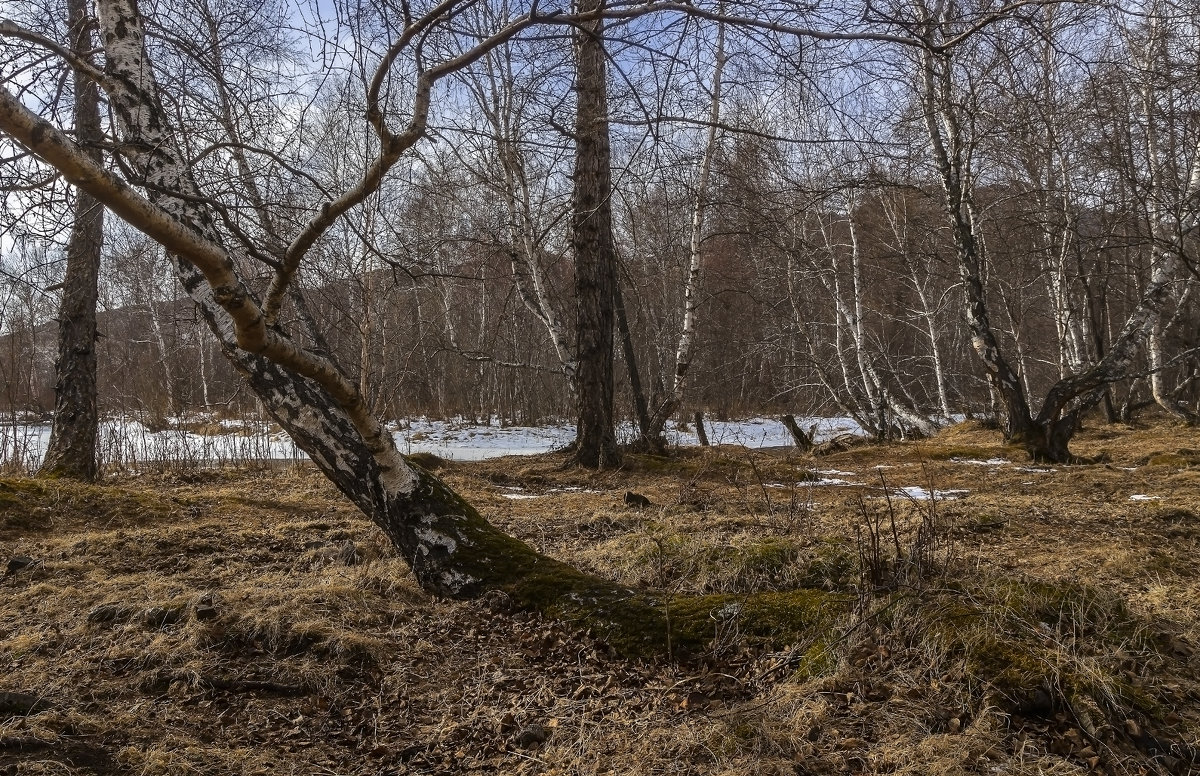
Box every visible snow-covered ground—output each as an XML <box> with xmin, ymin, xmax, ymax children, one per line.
<box><xmin>0</xmin><ymin>415</ymin><xmax>866</xmax><ymax>470</ymax></box>
<box><xmin>394</xmin><ymin>415</ymin><xmax>865</xmax><ymax>461</ymax></box>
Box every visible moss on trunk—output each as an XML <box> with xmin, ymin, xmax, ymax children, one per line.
<box><xmin>403</xmin><ymin>468</ymin><xmax>848</xmax><ymax>657</ymax></box>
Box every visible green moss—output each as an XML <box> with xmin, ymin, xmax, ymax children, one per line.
<box><xmin>404</xmin><ymin>451</ymin><xmax>446</xmax><ymax>471</ymax></box>
<box><xmin>621</xmin><ymin>534</ymin><xmax>853</xmax><ymax>594</ymax></box>
<box><xmin>793</xmin><ymin>639</ymin><xmax>837</xmax><ymax>681</ymax></box>
<box><xmin>800</xmin><ymin>539</ymin><xmax>856</xmax><ymax>590</ymax></box>
<box><xmin>914</xmin><ymin>577</ymin><xmax>1165</xmax><ymax>717</ymax></box>
<box><xmin>0</xmin><ymin>477</ymin><xmax>182</xmax><ymax>534</ymax></box>
<box><xmin>622</xmin><ymin>452</ymin><xmax>677</xmax><ymax>473</ymax></box>
<box><xmin>912</xmin><ymin>443</ymin><xmax>1012</xmax><ymax>461</ymax></box>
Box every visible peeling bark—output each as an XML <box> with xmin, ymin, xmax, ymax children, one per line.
<box><xmin>917</xmin><ymin>36</ymin><xmax>1175</xmax><ymax>463</ymax></box>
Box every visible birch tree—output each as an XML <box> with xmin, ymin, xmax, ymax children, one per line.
<box><xmin>1117</xmin><ymin>2</ymin><xmax>1200</xmax><ymax>423</ymax></box>
<box><xmin>639</xmin><ymin>19</ymin><xmax>727</xmax><ymax>450</ymax></box>
<box><xmin>909</xmin><ymin>1</ymin><xmax>1184</xmax><ymax>461</ymax></box>
<box><xmin>2</xmin><ymin>0</ymin><xmax>763</xmax><ymax>641</ymax></box>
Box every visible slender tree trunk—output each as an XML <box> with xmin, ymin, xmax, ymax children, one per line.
<box><xmin>694</xmin><ymin>411</ymin><xmax>709</xmax><ymax>447</ymax></box>
<box><xmin>40</xmin><ymin>0</ymin><xmax>103</xmax><ymax>480</ymax></box>
<box><xmin>145</xmin><ymin>289</ymin><xmax>177</xmax><ymax>422</ymax></box>
<box><xmin>571</xmin><ymin>0</ymin><xmax>620</xmax><ymax>468</ymax></box>
<box><xmin>614</xmin><ymin>277</ymin><xmax>653</xmax><ymax>442</ymax></box>
<box><xmin>644</xmin><ymin>20</ymin><xmax>725</xmax><ymax>449</ymax></box>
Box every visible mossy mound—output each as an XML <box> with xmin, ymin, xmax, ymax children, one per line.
<box><xmin>0</xmin><ymin>477</ymin><xmax>185</xmax><ymax>534</ymax></box>
<box><xmin>907</xmin><ymin>577</ymin><xmax>1169</xmax><ymax>720</ymax></box>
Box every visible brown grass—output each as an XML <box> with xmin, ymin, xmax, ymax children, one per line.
<box><xmin>1</xmin><ymin>419</ymin><xmax>1198</xmax><ymax>774</ymax></box>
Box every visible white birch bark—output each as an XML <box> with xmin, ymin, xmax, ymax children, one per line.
<box><xmin>640</xmin><ymin>20</ymin><xmax>727</xmax><ymax>443</ymax></box>
<box><xmin>463</xmin><ymin>44</ymin><xmax>577</xmax><ymax>383</ymax></box>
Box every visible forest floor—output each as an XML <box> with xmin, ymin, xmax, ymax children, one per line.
<box><xmin>0</xmin><ymin>419</ymin><xmax>1198</xmax><ymax>775</ymax></box>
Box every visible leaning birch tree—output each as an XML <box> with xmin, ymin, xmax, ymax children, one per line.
<box><xmin>640</xmin><ymin>19</ymin><xmax>727</xmax><ymax>450</ymax></box>
<box><xmin>1</xmin><ymin>0</ymin><xmax>1082</xmax><ymax>640</ymax></box>
<box><xmin>1</xmin><ymin>0</ymin><xmax>594</xmax><ymax>599</ymax></box>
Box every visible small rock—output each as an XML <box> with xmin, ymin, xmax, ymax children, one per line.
<box><xmin>624</xmin><ymin>491</ymin><xmax>652</xmax><ymax>509</ymax></box>
<box><xmin>140</xmin><ymin>606</ymin><xmax>184</xmax><ymax>628</ymax></box>
<box><xmin>6</xmin><ymin>556</ymin><xmax>36</xmax><ymax>575</ymax></box>
<box><xmin>193</xmin><ymin>604</ymin><xmax>219</xmax><ymax>621</ymax></box>
<box><xmin>514</xmin><ymin>724</ymin><xmax>548</xmax><ymax>749</ymax></box>
<box><xmin>87</xmin><ymin>603</ymin><xmax>133</xmax><ymax>625</ymax></box>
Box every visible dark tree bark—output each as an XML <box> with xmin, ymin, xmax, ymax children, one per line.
<box><xmin>614</xmin><ymin>277</ymin><xmax>654</xmax><ymax>446</ymax></box>
<box><xmin>570</xmin><ymin>0</ymin><xmax>620</xmax><ymax>469</ymax></box>
<box><xmin>40</xmin><ymin>0</ymin><xmax>103</xmax><ymax>481</ymax></box>
<box><xmin>694</xmin><ymin>411</ymin><xmax>709</xmax><ymax>447</ymax></box>
<box><xmin>781</xmin><ymin>414</ymin><xmax>813</xmax><ymax>452</ymax></box>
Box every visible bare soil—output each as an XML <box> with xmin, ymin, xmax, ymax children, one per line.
<box><xmin>1</xmin><ymin>419</ymin><xmax>1198</xmax><ymax>775</ymax></box>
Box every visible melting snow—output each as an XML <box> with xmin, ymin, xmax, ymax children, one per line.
<box><xmin>1129</xmin><ymin>494</ymin><xmax>1161</xmax><ymax>501</ymax></box>
<box><xmin>766</xmin><ymin>477</ymin><xmax>857</xmax><ymax>487</ymax></box>
<box><xmin>895</xmin><ymin>486</ymin><xmax>969</xmax><ymax>501</ymax></box>
<box><xmin>951</xmin><ymin>457</ymin><xmax>1010</xmax><ymax>466</ymax></box>
<box><xmin>2</xmin><ymin>414</ymin><xmax>873</xmax><ymax>469</ymax></box>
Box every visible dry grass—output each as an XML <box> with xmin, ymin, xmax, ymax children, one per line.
<box><xmin>1</xmin><ymin>419</ymin><xmax>1198</xmax><ymax>775</ymax></box>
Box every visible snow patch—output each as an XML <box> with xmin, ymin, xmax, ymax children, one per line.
<box><xmin>1129</xmin><ymin>494</ymin><xmax>1161</xmax><ymax>501</ymax></box>
<box><xmin>951</xmin><ymin>457</ymin><xmax>1010</xmax><ymax>466</ymax></box>
<box><xmin>767</xmin><ymin>478</ymin><xmax>857</xmax><ymax>488</ymax></box>
<box><xmin>895</xmin><ymin>486</ymin><xmax>968</xmax><ymax>501</ymax></box>
<box><xmin>501</xmin><ymin>493</ymin><xmax>541</xmax><ymax>500</ymax></box>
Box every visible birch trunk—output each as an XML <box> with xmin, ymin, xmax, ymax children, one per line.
<box><xmin>919</xmin><ymin>35</ymin><xmax>1180</xmax><ymax>461</ymax></box>
<box><xmin>1132</xmin><ymin>8</ymin><xmax>1198</xmax><ymax>424</ymax></box>
<box><xmin>919</xmin><ymin>47</ymin><xmax>1038</xmax><ymax>448</ymax></box>
<box><xmin>3</xmin><ymin>0</ymin><xmax>618</xmax><ymax>602</ymax></box>
<box><xmin>643</xmin><ymin>21</ymin><xmax>726</xmax><ymax>449</ymax></box>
